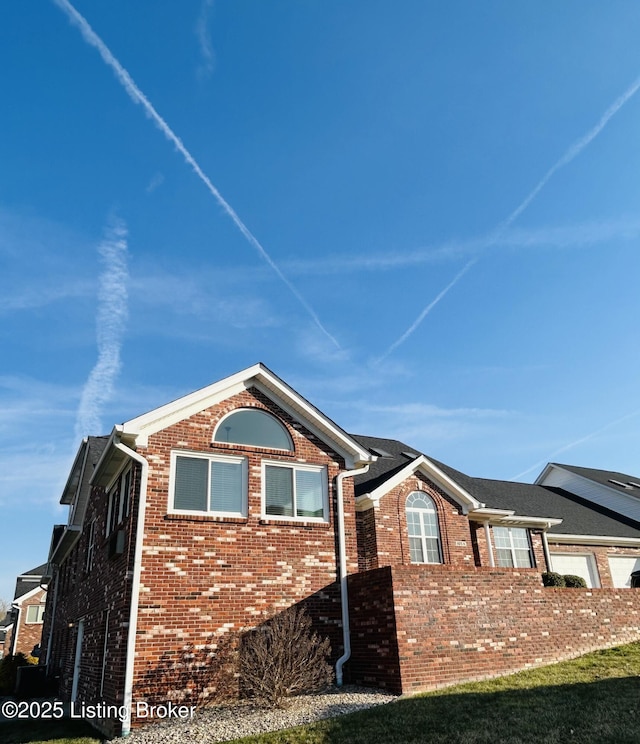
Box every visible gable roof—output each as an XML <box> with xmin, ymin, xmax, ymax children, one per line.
<box><xmin>352</xmin><ymin>435</ymin><xmax>640</xmax><ymax>540</ymax></box>
<box><xmin>13</xmin><ymin>564</ymin><xmax>48</xmax><ymax>601</ymax></box>
<box><xmin>114</xmin><ymin>363</ymin><xmax>374</xmax><ymax>465</ymax></box>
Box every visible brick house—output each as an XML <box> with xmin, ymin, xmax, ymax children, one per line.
<box><xmin>2</xmin><ymin>564</ymin><xmax>48</xmax><ymax>659</ymax></box>
<box><xmin>41</xmin><ymin>364</ymin><xmax>640</xmax><ymax>736</ymax></box>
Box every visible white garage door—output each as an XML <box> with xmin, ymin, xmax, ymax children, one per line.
<box><xmin>608</xmin><ymin>556</ymin><xmax>640</xmax><ymax>588</ymax></box>
<box><xmin>550</xmin><ymin>553</ymin><xmax>599</xmax><ymax>588</ymax></box>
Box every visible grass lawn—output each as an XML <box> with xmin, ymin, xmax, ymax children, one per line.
<box><xmin>0</xmin><ymin>715</ymin><xmax>100</xmax><ymax>744</ymax></box>
<box><xmin>226</xmin><ymin>642</ymin><xmax>640</xmax><ymax>744</ymax></box>
<box><xmin>2</xmin><ymin>642</ymin><xmax>639</xmax><ymax>743</ymax></box>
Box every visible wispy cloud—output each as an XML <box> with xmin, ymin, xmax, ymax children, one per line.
<box><xmin>374</xmin><ymin>259</ymin><xmax>477</xmax><ymax>364</ymax></box>
<box><xmin>53</xmin><ymin>0</ymin><xmax>340</xmax><ymax>350</ymax></box>
<box><xmin>510</xmin><ymin>409</ymin><xmax>640</xmax><ymax>481</ymax></box>
<box><xmin>75</xmin><ymin>218</ymin><xmax>129</xmax><ymax>439</ymax></box>
<box><xmin>145</xmin><ymin>172</ymin><xmax>164</xmax><ymax>193</ymax></box>
<box><xmin>0</xmin><ymin>282</ymin><xmax>92</xmax><ymax>313</ymax></box>
<box><xmin>195</xmin><ymin>0</ymin><xmax>215</xmax><ymax>80</ymax></box>
<box><xmin>378</xmin><ymin>72</ymin><xmax>640</xmax><ymax>360</ymax></box>
<box><xmin>280</xmin><ymin>216</ymin><xmax>640</xmax><ymax>276</ymax></box>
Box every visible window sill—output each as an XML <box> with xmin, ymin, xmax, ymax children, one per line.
<box><xmin>165</xmin><ymin>513</ymin><xmax>249</xmax><ymax>524</ymax></box>
<box><xmin>259</xmin><ymin>518</ymin><xmax>331</xmax><ymax>529</ymax></box>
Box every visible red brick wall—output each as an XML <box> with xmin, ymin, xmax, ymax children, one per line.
<box><xmin>357</xmin><ymin>474</ymin><xmax>478</xmax><ymax>570</ymax></box>
<box><xmin>131</xmin><ymin>388</ymin><xmax>352</xmax><ymax>703</ymax></box>
<box><xmin>348</xmin><ymin>564</ymin><xmax>640</xmax><ymax>693</ymax></box>
<box><xmin>13</xmin><ymin>589</ymin><xmax>47</xmax><ymax>657</ymax></box>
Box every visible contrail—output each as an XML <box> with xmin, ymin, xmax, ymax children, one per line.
<box><xmin>375</xmin><ymin>259</ymin><xmax>476</xmax><ymax>364</ymax></box>
<box><xmin>510</xmin><ymin>409</ymin><xmax>640</xmax><ymax>482</ymax></box>
<box><xmin>75</xmin><ymin>218</ymin><xmax>129</xmax><ymax>439</ymax></box>
<box><xmin>380</xmin><ymin>72</ymin><xmax>640</xmax><ymax>360</ymax></box>
<box><xmin>53</xmin><ymin>0</ymin><xmax>340</xmax><ymax>349</ymax></box>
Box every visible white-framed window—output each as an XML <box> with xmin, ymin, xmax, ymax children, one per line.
<box><xmin>85</xmin><ymin>519</ymin><xmax>96</xmax><ymax>572</ymax></box>
<box><xmin>493</xmin><ymin>526</ymin><xmax>533</xmax><ymax>568</ymax></box>
<box><xmin>262</xmin><ymin>462</ymin><xmax>328</xmax><ymax>521</ymax></box>
<box><xmin>106</xmin><ymin>466</ymin><xmax>132</xmax><ymax>536</ymax></box>
<box><xmin>406</xmin><ymin>491</ymin><xmax>443</xmax><ymax>564</ymax></box>
<box><xmin>26</xmin><ymin>605</ymin><xmax>45</xmax><ymax>624</ymax></box>
<box><xmin>213</xmin><ymin>408</ymin><xmax>293</xmax><ymax>451</ymax></box>
<box><xmin>169</xmin><ymin>451</ymin><xmax>248</xmax><ymax>517</ymax></box>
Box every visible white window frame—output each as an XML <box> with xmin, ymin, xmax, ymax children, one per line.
<box><xmin>26</xmin><ymin>604</ymin><xmax>45</xmax><ymax>624</ymax></box>
<box><xmin>106</xmin><ymin>465</ymin><xmax>132</xmax><ymax>537</ymax></box>
<box><xmin>85</xmin><ymin>519</ymin><xmax>96</xmax><ymax>573</ymax></box>
<box><xmin>261</xmin><ymin>461</ymin><xmax>329</xmax><ymax>523</ymax></box>
<box><xmin>168</xmin><ymin>450</ymin><xmax>248</xmax><ymax>518</ymax></box>
<box><xmin>213</xmin><ymin>408</ymin><xmax>294</xmax><ymax>451</ymax></box>
<box><xmin>493</xmin><ymin>526</ymin><xmax>534</xmax><ymax>568</ymax></box>
<box><xmin>406</xmin><ymin>491</ymin><xmax>443</xmax><ymax>565</ymax></box>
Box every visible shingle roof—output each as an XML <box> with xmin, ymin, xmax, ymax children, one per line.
<box><xmin>13</xmin><ymin>563</ymin><xmax>48</xmax><ymax>600</ymax></box>
<box><xmin>351</xmin><ymin>434</ymin><xmax>640</xmax><ymax>540</ymax></box>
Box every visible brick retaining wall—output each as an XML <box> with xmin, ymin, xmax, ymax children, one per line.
<box><xmin>347</xmin><ymin>565</ymin><xmax>640</xmax><ymax>693</ymax></box>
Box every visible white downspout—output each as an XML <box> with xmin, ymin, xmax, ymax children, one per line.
<box><xmin>115</xmin><ymin>440</ymin><xmax>149</xmax><ymax>738</ymax></box>
<box><xmin>541</xmin><ymin>529</ymin><xmax>552</xmax><ymax>572</ymax></box>
<box><xmin>483</xmin><ymin>522</ymin><xmax>495</xmax><ymax>568</ymax></box>
<box><xmin>335</xmin><ymin>463</ymin><xmax>370</xmax><ymax>687</ymax></box>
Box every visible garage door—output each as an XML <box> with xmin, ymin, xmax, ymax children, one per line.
<box><xmin>550</xmin><ymin>553</ymin><xmax>599</xmax><ymax>588</ymax></box>
<box><xmin>608</xmin><ymin>556</ymin><xmax>640</xmax><ymax>588</ymax></box>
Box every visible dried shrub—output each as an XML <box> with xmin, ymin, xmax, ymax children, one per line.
<box><xmin>133</xmin><ymin>631</ymin><xmax>239</xmax><ymax>709</ymax></box>
<box><xmin>240</xmin><ymin>605</ymin><xmax>332</xmax><ymax>707</ymax></box>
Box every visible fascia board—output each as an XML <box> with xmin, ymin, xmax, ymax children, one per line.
<box><xmin>13</xmin><ymin>584</ymin><xmax>47</xmax><ymax>606</ymax></box>
<box><xmin>468</xmin><ymin>508</ymin><xmax>515</xmax><ymax>521</ymax></box>
<box><xmin>115</xmin><ymin>362</ymin><xmax>374</xmax><ymax>466</ymax></box>
<box><xmin>121</xmin><ymin>377</ymin><xmax>251</xmax><ymax>446</ymax></box>
<box><xmin>366</xmin><ymin>455</ymin><xmax>483</xmax><ymax>514</ymax></box>
<box><xmin>59</xmin><ymin>438</ymin><xmax>88</xmax><ymax>505</ymax></box>
<box><xmin>547</xmin><ymin>533</ymin><xmax>640</xmax><ymax>547</ymax></box>
<box><xmin>49</xmin><ymin>526</ymin><xmax>82</xmax><ymax>565</ymax></box>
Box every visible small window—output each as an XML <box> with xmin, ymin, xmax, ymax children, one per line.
<box><xmin>493</xmin><ymin>526</ymin><xmax>533</xmax><ymax>568</ymax></box>
<box><xmin>26</xmin><ymin>605</ymin><xmax>45</xmax><ymax>624</ymax></box>
<box><xmin>406</xmin><ymin>491</ymin><xmax>442</xmax><ymax>564</ymax></box>
<box><xmin>85</xmin><ymin>519</ymin><xmax>96</xmax><ymax>572</ymax></box>
<box><xmin>171</xmin><ymin>452</ymin><xmax>247</xmax><ymax>516</ymax></box>
<box><xmin>214</xmin><ymin>409</ymin><xmax>293</xmax><ymax>451</ymax></box>
<box><xmin>107</xmin><ymin>467</ymin><xmax>132</xmax><ymax>536</ymax></box>
<box><xmin>263</xmin><ymin>463</ymin><xmax>327</xmax><ymax>521</ymax></box>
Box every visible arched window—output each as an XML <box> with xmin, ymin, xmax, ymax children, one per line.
<box><xmin>406</xmin><ymin>491</ymin><xmax>442</xmax><ymax>564</ymax></box>
<box><xmin>213</xmin><ymin>408</ymin><xmax>293</xmax><ymax>451</ymax></box>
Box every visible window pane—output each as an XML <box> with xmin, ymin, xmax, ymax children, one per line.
<box><xmin>514</xmin><ymin>549</ymin><xmax>533</xmax><ymax>568</ymax></box>
<box><xmin>424</xmin><ymin>537</ymin><xmax>441</xmax><ymax>564</ymax></box>
<box><xmin>496</xmin><ymin>548</ymin><xmax>514</xmax><ymax>568</ymax></box>
<box><xmin>210</xmin><ymin>460</ymin><xmax>243</xmax><ymax>513</ymax></box>
<box><xmin>214</xmin><ymin>409</ymin><xmax>293</xmax><ymax>450</ymax></box>
<box><xmin>174</xmin><ymin>456</ymin><xmax>208</xmax><ymax>511</ymax></box>
<box><xmin>295</xmin><ymin>469</ymin><xmax>324</xmax><ymax>518</ymax></box>
<box><xmin>265</xmin><ymin>466</ymin><xmax>293</xmax><ymax>516</ymax></box>
<box><xmin>409</xmin><ymin>537</ymin><xmax>424</xmax><ymax>563</ymax></box>
<box><xmin>493</xmin><ymin>527</ymin><xmax>511</xmax><ymax>549</ymax></box>
<box><xmin>27</xmin><ymin>605</ymin><xmax>44</xmax><ymax>623</ymax></box>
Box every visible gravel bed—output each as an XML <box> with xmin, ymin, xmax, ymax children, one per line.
<box><xmin>122</xmin><ymin>686</ymin><xmax>399</xmax><ymax>743</ymax></box>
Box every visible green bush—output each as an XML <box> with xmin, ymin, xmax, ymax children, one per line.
<box><xmin>542</xmin><ymin>572</ymin><xmax>566</xmax><ymax>587</ymax></box>
<box><xmin>563</xmin><ymin>574</ymin><xmax>587</xmax><ymax>588</ymax></box>
<box><xmin>0</xmin><ymin>652</ymin><xmax>35</xmax><ymax>694</ymax></box>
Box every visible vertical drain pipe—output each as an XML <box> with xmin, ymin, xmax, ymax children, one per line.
<box><xmin>335</xmin><ymin>464</ymin><xmax>370</xmax><ymax>687</ymax></box>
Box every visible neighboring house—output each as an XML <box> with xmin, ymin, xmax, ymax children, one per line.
<box><xmin>41</xmin><ymin>364</ymin><xmax>640</xmax><ymax>737</ymax></box>
<box><xmin>0</xmin><ymin>612</ymin><xmax>13</xmax><ymax>659</ymax></box>
<box><xmin>2</xmin><ymin>565</ymin><xmax>48</xmax><ymax>659</ymax></box>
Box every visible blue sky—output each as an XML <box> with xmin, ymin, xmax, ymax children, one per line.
<box><xmin>1</xmin><ymin>0</ymin><xmax>639</xmax><ymax>602</ymax></box>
